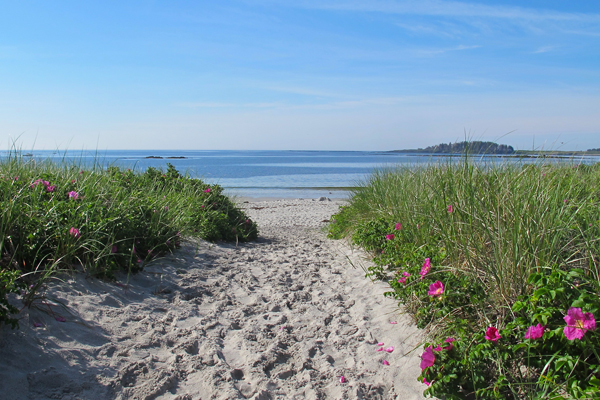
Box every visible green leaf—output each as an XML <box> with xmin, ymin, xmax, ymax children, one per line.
<box><xmin>512</xmin><ymin>343</ymin><xmax>528</xmax><ymax>351</ymax></box>
<box><xmin>571</xmin><ymin>299</ymin><xmax>585</xmax><ymax>308</ymax></box>
<box><xmin>512</xmin><ymin>301</ymin><xmax>526</xmax><ymax>312</ymax></box>
<box><xmin>528</xmin><ymin>272</ymin><xmax>542</xmax><ymax>284</ymax></box>
<box><xmin>589</xmin><ymin>378</ymin><xmax>600</xmax><ymax>387</ymax></box>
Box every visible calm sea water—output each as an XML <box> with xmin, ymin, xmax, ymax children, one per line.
<box><xmin>4</xmin><ymin>150</ymin><xmax>599</xmax><ymax>199</ymax></box>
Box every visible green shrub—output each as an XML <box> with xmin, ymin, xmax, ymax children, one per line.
<box><xmin>329</xmin><ymin>158</ymin><xmax>600</xmax><ymax>399</ymax></box>
<box><xmin>0</xmin><ymin>154</ymin><xmax>258</xmax><ymax>328</ymax></box>
<box><xmin>0</xmin><ymin>270</ymin><xmax>25</xmax><ymax>329</ymax></box>
<box><xmin>419</xmin><ymin>269</ymin><xmax>600</xmax><ymax>399</ymax></box>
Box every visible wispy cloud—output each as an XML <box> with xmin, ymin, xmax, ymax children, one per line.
<box><xmin>291</xmin><ymin>96</ymin><xmax>417</xmax><ymax>110</ymax></box>
<box><xmin>533</xmin><ymin>45</ymin><xmax>558</xmax><ymax>54</ymax></box>
<box><xmin>417</xmin><ymin>44</ymin><xmax>481</xmax><ymax>56</ymax></box>
<box><xmin>269</xmin><ymin>0</ymin><xmax>600</xmax><ymax>22</ymax></box>
<box><xmin>264</xmin><ymin>85</ymin><xmax>342</xmax><ymax>97</ymax></box>
<box><xmin>562</xmin><ymin>29</ymin><xmax>600</xmax><ymax>37</ymax></box>
<box><xmin>395</xmin><ymin>21</ymin><xmax>464</xmax><ymax>38</ymax></box>
<box><xmin>177</xmin><ymin>96</ymin><xmax>427</xmax><ymax>112</ymax></box>
<box><xmin>423</xmin><ymin>77</ymin><xmax>498</xmax><ymax>87</ymax></box>
<box><xmin>176</xmin><ymin>101</ymin><xmax>283</xmax><ymax>108</ymax></box>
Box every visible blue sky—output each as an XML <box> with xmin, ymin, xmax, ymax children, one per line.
<box><xmin>1</xmin><ymin>1</ymin><xmax>599</xmax><ymax>151</ymax></box>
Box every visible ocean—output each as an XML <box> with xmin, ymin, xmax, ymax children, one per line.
<box><xmin>4</xmin><ymin>149</ymin><xmax>599</xmax><ymax>199</ymax></box>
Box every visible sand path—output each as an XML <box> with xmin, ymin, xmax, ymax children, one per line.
<box><xmin>0</xmin><ymin>199</ymin><xmax>427</xmax><ymax>400</ymax></box>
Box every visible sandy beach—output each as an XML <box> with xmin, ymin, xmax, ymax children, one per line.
<box><xmin>0</xmin><ymin>198</ymin><xmax>428</xmax><ymax>400</ymax></box>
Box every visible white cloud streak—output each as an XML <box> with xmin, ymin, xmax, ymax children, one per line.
<box><xmin>533</xmin><ymin>45</ymin><xmax>558</xmax><ymax>54</ymax></box>
<box><xmin>176</xmin><ymin>102</ymin><xmax>283</xmax><ymax>109</ymax></box>
<box><xmin>176</xmin><ymin>96</ymin><xmax>428</xmax><ymax>112</ymax></box>
<box><xmin>417</xmin><ymin>44</ymin><xmax>481</xmax><ymax>56</ymax></box>
<box><xmin>263</xmin><ymin>86</ymin><xmax>342</xmax><ymax>98</ymax></box>
<box><xmin>270</xmin><ymin>0</ymin><xmax>600</xmax><ymax>22</ymax></box>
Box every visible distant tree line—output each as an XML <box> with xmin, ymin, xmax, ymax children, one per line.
<box><xmin>400</xmin><ymin>141</ymin><xmax>515</xmax><ymax>154</ymax></box>
<box><xmin>588</xmin><ymin>148</ymin><xmax>600</xmax><ymax>152</ymax></box>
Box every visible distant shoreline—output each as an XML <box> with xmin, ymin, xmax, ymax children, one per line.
<box><xmin>389</xmin><ymin>140</ymin><xmax>600</xmax><ymax>156</ymax></box>
<box><xmin>4</xmin><ymin>149</ymin><xmax>600</xmax><ymax>157</ymax></box>
<box><xmin>388</xmin><ymin>151</ymin><xmax>600</xmax><ymax>158</ymax></box>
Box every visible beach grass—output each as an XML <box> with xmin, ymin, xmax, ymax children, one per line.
<box><xmin>329</xmin><ymin>157</ymin><xmax>600</xmax><ymax>398</ymax></box>
<box><xmin>0</xmin><ymin>150</ymin><xmax>258</xmax><ymax>328</ymax></box>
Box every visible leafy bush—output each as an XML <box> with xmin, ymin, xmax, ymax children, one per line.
<box><xmin>418</xmin><ymin>269</ymin><xmax>600</xmax><ymax>399</ymax></box>
<box><xmin>329</xmin><ymin>159</ymin><xmax>600</xmax><ymax>398</ymax></box>
<box><xmin>0</xmin><ymin>155</ymin><xmax>258</xmax><ymax>328</ymax></box>
<box><xmin>0</xmin><ymin>270</ymin><xmax>25</xmax><ymax>329</ymax></box>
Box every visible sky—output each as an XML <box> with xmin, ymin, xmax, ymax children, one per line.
<box><xmin>1</xmin><ymin>0</ymin><xmax>599</xmax><ymax>151</ymax></box>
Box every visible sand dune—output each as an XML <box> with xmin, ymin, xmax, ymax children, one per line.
<box><xmin>0</xmin><ymin>199</ymin><xmax>428</xmax><ymax>400</ymax></box>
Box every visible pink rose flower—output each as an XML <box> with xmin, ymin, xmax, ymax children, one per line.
<box><xmin>69</xmin><ymin>227</ymin><xmax>81</xmax><ymax>238</ymax></box>
<box><xmin>485</xmin><ymin>326</ymin><xmax>501</xmax><ymax>342</ymax></box>
<box><xmin>524</xmin><ymin>323</ymin><xmax>545</xmax><ymax>340</ymax></box>
<box><xmin>443</xmin><ymin>337</ymin><xmax>456</xmax><ymax>350</ymax></box>
<box><xmin>428</xmin><ymin>281</ymin><xmax>445</xmax><ymax>297</ymax></box>
<box><xmin>420</xmin><ymin>258</ymin><xmax>431</xmax><ymax>279</ymax></box>
<box><xmin>397</xmin><ymin>272</ymin><xmax>410</xmax><ymax>284</ymax></box>
<box><xmin>420</xmin><ymin>346</ymin><xmax>435</xmax><ymax>370</ymax></box>
<box><xmin>31</xmin><ymin>179</ymin><xmax>54</xmax><ymax>191</ymax></box>
<box><xmin>564</xmin><ymin>308</ymin><xmax>596</xmax><ymax>340</ymax></box>
<box><xmin>31</xmin><ymin>179</ymin><xmax>48</xmax><ymax>188</ymax></box>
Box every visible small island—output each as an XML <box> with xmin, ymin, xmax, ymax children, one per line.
<box><xmin>392</xmin><ymin>141</ymin><xmax>514</xmax><ymax>154</ymax></box>
<box><xmin>145</xmin><ymin>156</ymin><xmax>187</xmax><ymax>159</ymax></box>
<box><xmin>392</xmin><ymin>141</ymin><xmax>600</xmax><ymax>156</ymax></box>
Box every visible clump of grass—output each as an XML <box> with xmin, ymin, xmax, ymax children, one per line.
<box><xmin>0</xmin><ymin>151</ymin><xmax>258</xmax><ymax>328</ymax></box>
<box><xmin>329</xmin><ymin>157</ymin><xmax>600</xmax><ymax>398</ymax></box>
